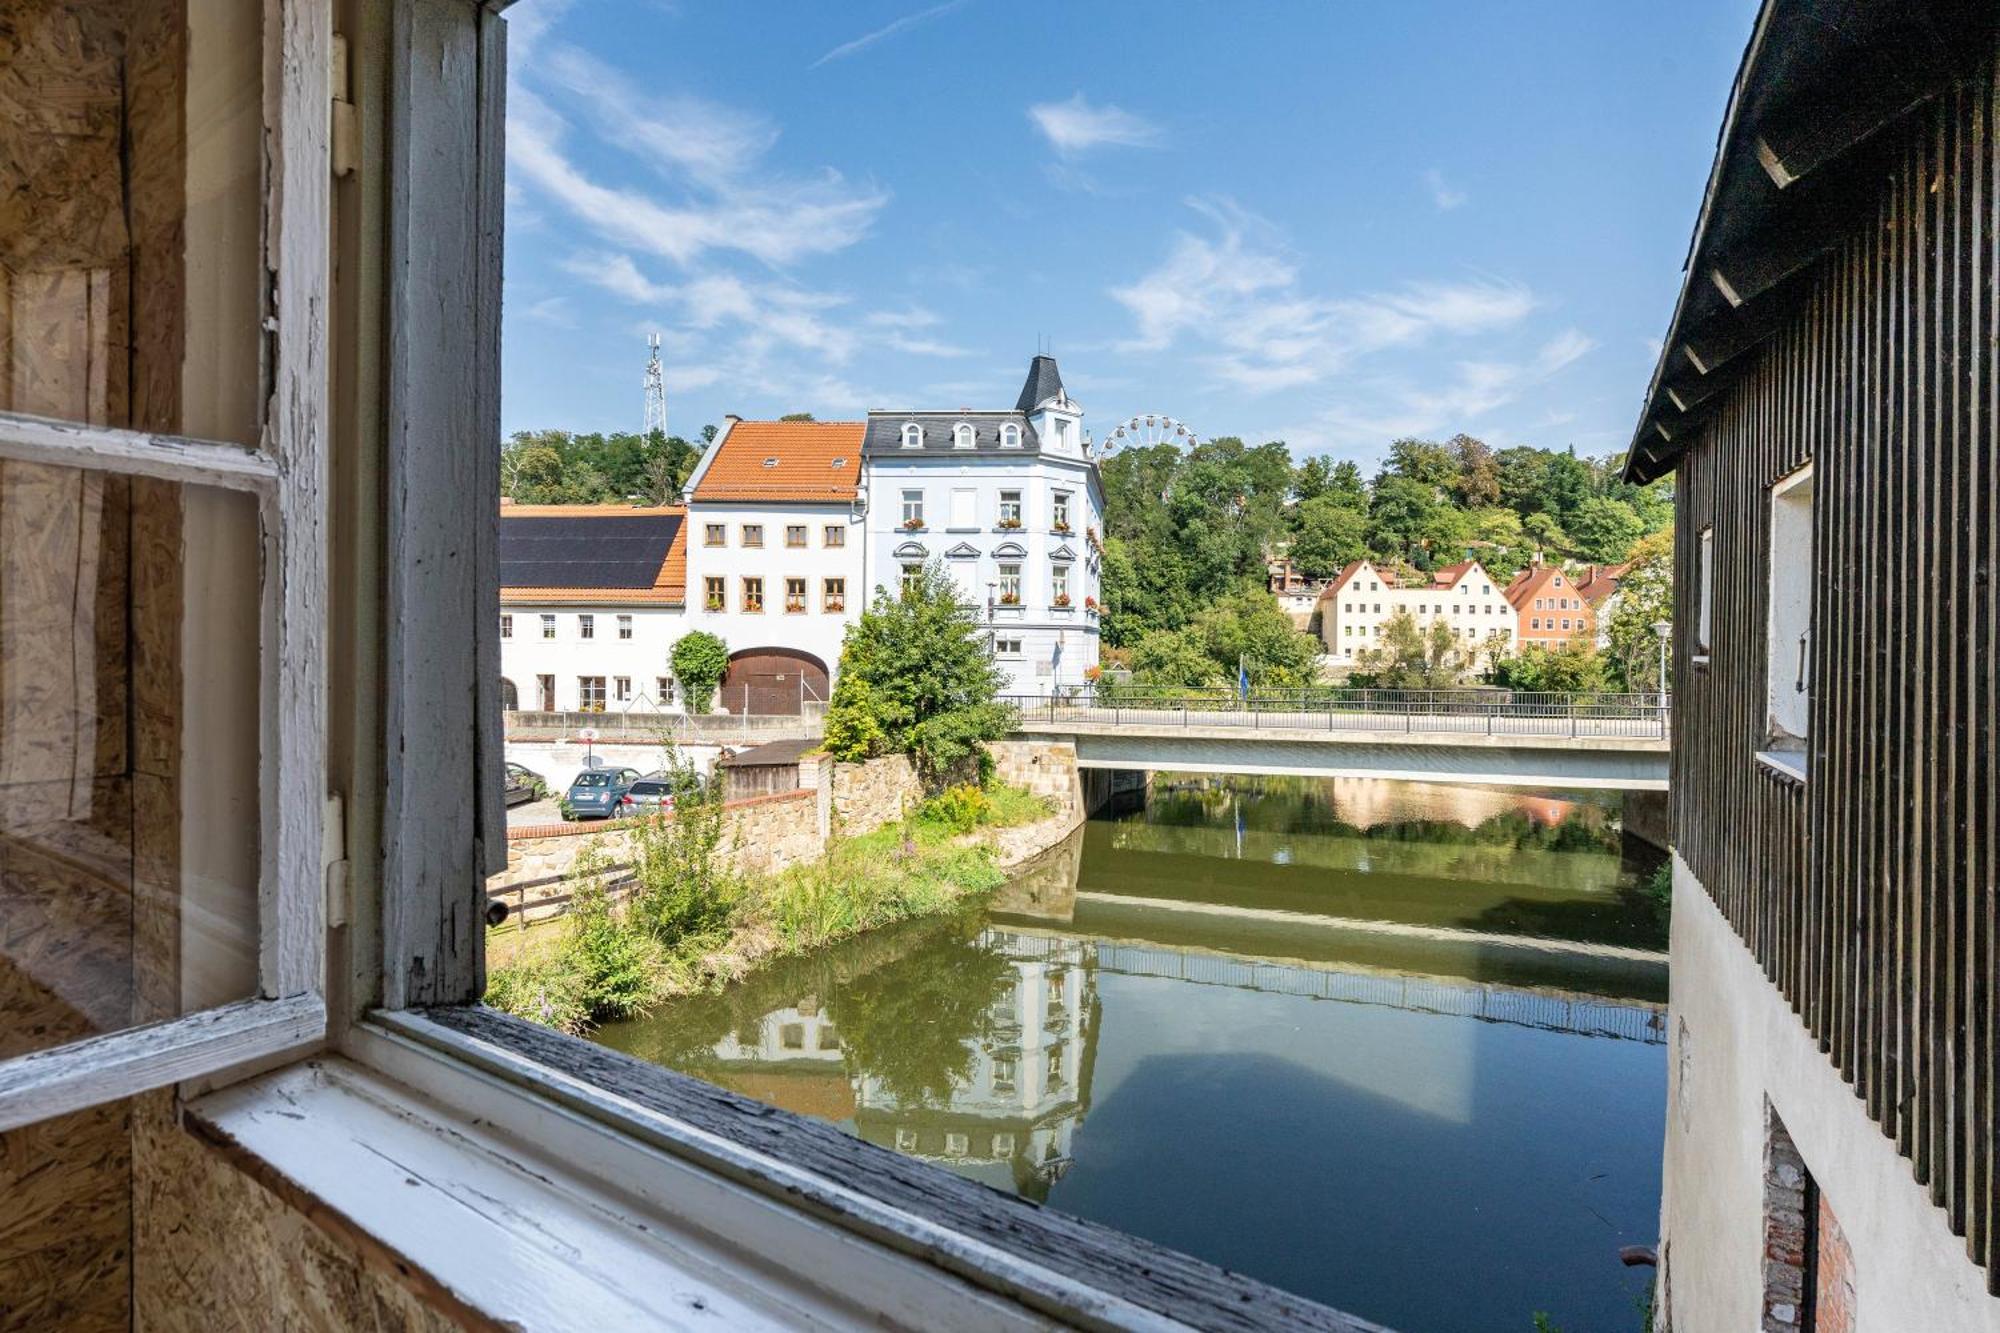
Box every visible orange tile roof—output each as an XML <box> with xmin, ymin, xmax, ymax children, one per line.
<box><xmin>499</xmin><ymin>504</ymin><xmax>686</xmax><ymax>604</ymax></box>
<box><xmin>1429</xmin><ymin>559</ymin><xmax>1478</xmax><ymax>587</ymax></box>
<box><xmin>690</xmin><ymin>420</ymin><xmax>865</xmax><ymax>503</ymax></box>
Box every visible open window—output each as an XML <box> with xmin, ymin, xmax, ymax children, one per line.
<box><xmin>1762</xmin><ymin>466</ymin><xmax>1812</xmax><ymax>778</ymax></box>
<box><xmin>1696</xmin><ymin>524</ymin><xmax>1714</xmax><ymax>661</ymax></box>
<box><xmin>0</xmin><ymin>0</ymin><xmax>327</xmax><ymax>1131</ymax></box>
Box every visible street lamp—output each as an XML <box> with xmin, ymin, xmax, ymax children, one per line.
<box><xmin>1651</xmin><ymin>619</ymin><xmax>1672</xmax><ymax>718</ymax></box>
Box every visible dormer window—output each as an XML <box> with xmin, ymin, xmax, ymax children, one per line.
<box><xmin>762</xmin><ymin>457</ymin><xmax>778</xmax><ymax>468</ymax></box>
<box><xmin>952</xmin><ymin>422</ymin><xmax>975</xmax><ymax>450</ymax></box>
<box><xmin>901</xmin><ymin>423</ymin><xmax>923</xmax><ymax>449</ymax></box>
<box><xmin>1000</xmin><ymin>423</ymin><xmax>1022</xmax><ymax>448</ymax></box>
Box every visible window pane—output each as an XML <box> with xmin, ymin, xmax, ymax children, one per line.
<box><xmin>0</xmin><ymin>461</ymin><xmax>261</xmax><ymax>1061</ymax></box>
<box><xmin>1</xmin><ymin>0</ymin><xmax>264</xmax><ymax>445</ymax></box>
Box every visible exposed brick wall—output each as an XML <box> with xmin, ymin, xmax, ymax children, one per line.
<box><xmin>1762</xmin><ymin>1099</ymin><xmax>1855</xmax><ymax>1333</ymax></box>
<box><xmin>1763</xmin><ymin>1101</ymin><xmax>1810</xmax><ymax>1332</ymax></box>
<box><xmin>1814</xmin><ymin>1187</ymin><xmax>1856</xmax><ymax>1333</ymax></box>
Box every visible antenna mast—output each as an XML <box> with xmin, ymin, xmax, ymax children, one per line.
<box><xmin>642</xmin><ymin>333</ymin><xmax>668</xmax><ymax>438</ymax></box>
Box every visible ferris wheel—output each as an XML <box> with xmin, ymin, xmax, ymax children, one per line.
<box><xmin>1096</xmin><ymin>413</ymin><xmax>1200</xmax><ymax>455</ymax></box>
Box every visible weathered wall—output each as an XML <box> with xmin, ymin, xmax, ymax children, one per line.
<box><xmin>1657</xmin><ymin>859</ymin><xmax>2000</xmax><ymax>1332</ymax></box>
<box><xmin>825</xmin><ymin>752</ymin><xmax>925</xmax><ymax>835</ymax></box>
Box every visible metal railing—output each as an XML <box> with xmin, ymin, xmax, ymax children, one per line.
<box><xmin>1000</xmin><ymin>687</ymin><xmax>1671</xmax><ymax>740</ymax></box>
<box><xmin>505</xmin><ymin>707</ymin><xmax>825</xmax><ymax>741</ymax></box>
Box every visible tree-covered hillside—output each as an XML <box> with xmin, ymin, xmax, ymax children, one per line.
<box><xmin>501</xmin><ymin>426</ymin><xmax>713</xmax><ymax>506</ymax></box>
<box><xmin>1096</xmin><ymin>433</ymin><xmax>1672</xmax><ymax>688</ymax></box>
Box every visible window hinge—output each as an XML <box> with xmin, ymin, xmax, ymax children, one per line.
<box><xmin>331</xmin><ymin>33</ymin><xmax>358</xmax><ymax>179</ymax></box>
<box><xmin>323</xmin><ymin>793</ymin><xmax>352</xmax><ymax>929</ymax></box>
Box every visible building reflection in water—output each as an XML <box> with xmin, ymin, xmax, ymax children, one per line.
<box><xmin>638</xmin><ymin>926</ymin><xmax>1101</xmax><ymax>1205</ymax></box>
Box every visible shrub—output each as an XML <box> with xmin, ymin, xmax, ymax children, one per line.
<box><xmin>627</xmin><ymin>751</ymin><xmax>735</xmax><ymax>946</ymax></box>
<box><xmin>670</xmin><ymin>630</ymin><xmax>729</xmax><ymax>713</ymax></box>
<box><xmin>564</xmin><ymin>868</ymin><xmax>663</xmax><ymax>1023</ymax></box>
<box><xmin>919</xmin><ymin>783</ymin><xmax>990</xmax><ymax>834</ymax></box>
<box><xmin>485</xmin><ymin>947</ymin><xmax>589</xmax><ymax>1034</ymax></box>
<box><xmin>823</xmin><ymin>673</ymin><xmax>887</xmax><ymax>761</ymax></box>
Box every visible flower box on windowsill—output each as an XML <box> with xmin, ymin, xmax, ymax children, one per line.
<box><xmin>705</xmin><ymin>599</ymin><xmax>724</xmax><ymax>612</ymax></box>
<box><xmin>825</xmin><ymin>600</ymin><xmax>845</xmax><ymax>614</ymax></box>
<box><xmin>996</xmin><ymin>519</ymin><xmax>1023</xmax><ymax>531</ymax></box>
<box><xmin>1052</xmin><ymin>523</ymin><xmax>1072</xmax><ymax>535</ymax></box>
<box><xmin>998</xmin><ymin>594</ymin><xmax>1021</xmax><ymax>607</ymax></box>
<box><xmin>902</xmin><ymin>519</ymin><xmax>925</xmax><ymax>532</ymax></box>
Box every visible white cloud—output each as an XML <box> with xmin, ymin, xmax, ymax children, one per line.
<box><xmin>1028</xmin><ymin>94</ymin><xmax>1161</xmax><ymax>156</ymax></box>
<box><xmin>507</xmin><ymin>54</ymin><xmax>886</xmax><ymax>269</ymax></box>
<box><xmin>1109</xmin><ymin>198</ymin><xmax>1535</xmax><ymax>394</ymax></box>
<box><xmin>1424</xmin><ymin>168</ymin><xmax>1467</xmax><ymax>211</ymax></box>
<box><xmin>812</xmin><ymin>0</ymin><xmax>968</xmax><ymax>68</ymax></box>
<box><xmin>521</xmin><ymin>295</ymin><xmax>577</xmax><ymax>328</ymax></box>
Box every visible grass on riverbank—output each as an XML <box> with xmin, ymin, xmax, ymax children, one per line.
<box><xmin>485</xmin><ymin>780</ymin><xmax>1053</xmax><ymax>1035</ymax></box>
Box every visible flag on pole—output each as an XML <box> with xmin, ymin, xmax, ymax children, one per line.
<box><xmin>1237</xmin><ymin>656</ymin><xmax>1249</xmax><ymax>703</ymax></box>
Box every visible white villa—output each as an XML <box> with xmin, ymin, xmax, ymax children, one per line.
<box><xmin>1316</xmin><ymin>557</ymin><xmax>1516</xmax><ymax>666</ymax></box>
<box><xmin>861</xmin><ymin>356</ymin><xmax>1104</xmax><ymax>696</ymax></box>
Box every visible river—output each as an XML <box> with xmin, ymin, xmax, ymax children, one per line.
<box><xmin>596</xmin><ymin>775</ymin><xmax>1669</xmax><ymax>1332</ymax></box>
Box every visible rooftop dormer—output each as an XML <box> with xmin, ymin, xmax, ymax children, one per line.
<box><xmin>1016</xmin><ymin>354</ymin><xmax>1081</xmax><ymax>455</ymax></box>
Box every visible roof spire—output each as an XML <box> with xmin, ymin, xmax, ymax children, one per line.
<box><xmin>1015</xmin><ymin>352</ymin><xmax>1065</xmax><ymax>414</ymax></box>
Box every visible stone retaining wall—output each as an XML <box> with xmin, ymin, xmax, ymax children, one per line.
<box><xmin>490</xmin><ymin>740</ymin><xmax>1086</xmax><ymax>930</ymax></box>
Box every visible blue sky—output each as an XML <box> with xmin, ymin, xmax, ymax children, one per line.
<box><xmin>501</xmin><ymin>1</ymin><xmax>1753</xmax><ymax>469</ymax></box>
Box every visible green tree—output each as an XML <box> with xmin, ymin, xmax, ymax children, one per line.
<box><xmin>1604</xmin><ymin>528</ymin><xmax>1675</xmax><ymax>690</ymax></box>
<box><xmin>1126</xmin><ymin>626</ymin><xmax>1221</xmax><ymax>688</ymax></box>
<box><xmin>506</xmin><ymin>443</ymin><xmax>569</xmax><ymax>504</ymax></box>
<box><xmin>1367</xmin><ymin>476</ymin><xmax>1440</xmax><ymax>562</ymax></box>
<box><xmin>1327</xmin><ymin>459</ymin><xmax>1367</xmax><ymax>507</ymax></box>
<box><xmin>670</xmin><ymin>630</ymin><xmax>729</xmax><ymax>713</ymax></box>
<box><xmin>1568</xmin><ymin>496</ymin><xmax>1644</xmax><ymax>563</ymax></box>
<box><xmin>1288</xmin><ymin>496</ymin><xmax>1368</xmax><ymax>578</ymax></box>
<box><xmin>822</xmin><ymin>673</ymin><xmax>889</xmax><ymax>759</ymax></box>
<box><xmin>1354</xmin><ymin>611</ymin><xmax>1471</xmax><ymax>688</ymax></box>
<box><xmin>1381</xmin><ymin>437</ymin><xmax>1459</xmax><ymax>490</ymax></box>
<box><xmin>1191</xmin><ymin>590</ymin><xmax>1322</xmax><ymax>688</ymax></box>
<box><xmin>780</xmin><ymin>412</ymin><xmax>816</xmax><ymax>421</ymax></box>
<box><xmin>825</xmin><ymin>560</ymin><xmax>1010</xmax><ymax>783</ymax></box>
<box><xmin>1292</xmin><ymin>454</ymin><xmax>1334</xmax><ymax>502</ymax></box>
<box><xmin>1491</xmin><ymin>640</ymin><xmax>1611</xmax><ymax>693</ymax></box>
<box><xmin>1449</xmin><ymin>434</ymin><xmax>1501</xmax><ymax>508</ymax></box>
<box><xmin>1523</xmin><ymin>511</ymin><xmax>1569</xmax><ymax>555</ymax></box>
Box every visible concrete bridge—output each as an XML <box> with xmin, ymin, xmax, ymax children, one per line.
<box><xmin>1007</xmin><ymin>691</ymin><xmax>1671</xmax><ymax>790</ymax></box>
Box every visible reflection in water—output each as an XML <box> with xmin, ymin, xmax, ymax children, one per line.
<box><xmin>597</xmin><ymin>777</ymin><xmax>1668</xmax><ymax>1332</ymax></box>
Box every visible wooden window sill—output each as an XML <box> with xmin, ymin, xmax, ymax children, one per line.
<box><xmin>1756</xmin><ymin>749</ymin><xmax>1808</xmax><ymax>784</ymax></box>
<box><xmin>315</xmin><ymin>1007</ymin><xmax>1381</xmax><ymax>1332</ymax></box>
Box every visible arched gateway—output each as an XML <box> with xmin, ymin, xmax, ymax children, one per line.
<box><xmin>720</xmin><ymin>648</ymin><xmax>829</xmax><ymax>716</ymax></box>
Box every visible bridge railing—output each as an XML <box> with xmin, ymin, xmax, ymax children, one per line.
<box><xmin>1000</xmin><ymin>687</ymin><xmax>1670</xmax><ymax>739</ymax></box>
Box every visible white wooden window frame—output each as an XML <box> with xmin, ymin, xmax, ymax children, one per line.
<box><xmin>0</xmin><ymin>4</ymin><xmax>329</xmax><ymax>1133</ymax></box>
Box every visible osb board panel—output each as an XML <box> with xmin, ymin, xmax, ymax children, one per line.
<box><xmin>0</xmin><ymin>1096</ymin><xmax>130</xmax><ymax>1333</ymax></box>
<box><xmin>0</xmin><ymin>0</ymin><xmax>186</xmax><ymax>432</ymax></box>
<box><xmin>133</xmin><ymin>1096</ymin><xmax>473</xmax><ymax>1333</ymax></box>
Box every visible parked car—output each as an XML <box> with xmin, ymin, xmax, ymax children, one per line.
<box><xmin>565</xmin><ymin>766</ymin><xmax>642</xmax><ymax>820</ymax></box>
<box><xmin>502</xmin><ymin>762</ymin><xmax>545</xmax><ymax>807</ymax></box>
<box><xmin>617</xmin><ymin>776</ymin><xmax>679</xmax><ymax>817</ymax></box>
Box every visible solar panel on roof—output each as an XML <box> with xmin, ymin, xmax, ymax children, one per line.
<box><xmin>499</xmin><ymin>514</ymin><xmax>681</xmax><ymax>589</ymax></box>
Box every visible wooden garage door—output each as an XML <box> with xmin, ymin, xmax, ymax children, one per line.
<box><xmin>721</xmin><ymin>650</ymin><xmax>828</xmax><ymax>716</ymax></box>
